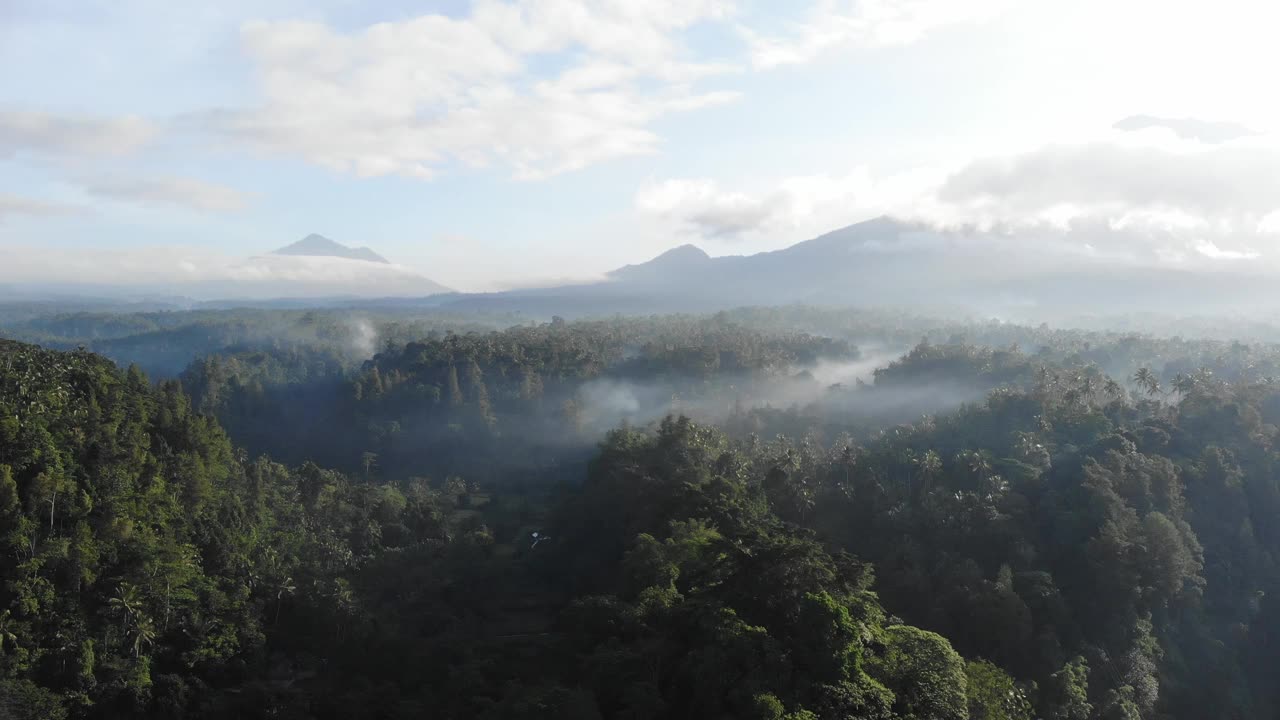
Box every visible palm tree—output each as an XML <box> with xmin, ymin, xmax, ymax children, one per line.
<box><xmin>131</xmin><ymin>614</ymin><xmax>156</xmax><ymax>658</ymax></box>
<box><xmin>1079</xmin><ymin>373</ymin><xmax>1097</xmax><ymax>401</ymax></box>
<box><xmin>912</xmin><ymin>450</ymin><xmax>942</xmax><ymax>498</ymax></box>
<box><xmin>361</xmin><ymin>452</ymin><xmax>378</xmax><ymax>480</ymax></box>
<box><xmin>1172</xmin><ymin>373</ymin><xmax>1196</xmax><ymax>396</ymax></box>
<box><xmin>109</xmin><ymin>582</ymin><xmax>142</xmax><ymax>631</ymax></box>
<box><xmin>962</xmin><ymin>450</ymin><xmax>992</xmax><ymax>481</ymax></box>
<box><xmin>183</xmin><ymin>613</ymin><xmax>215</xmax><ymax>644</ymax></box>
<box><xmin>1063</xmin><ymin>387</ymin><xmax>1081</xmax><ymax>407</ymax></box>
<box><xmin>1133</xmin><ymin>368</ymin><xmax>1162</xmax><ymax>397</ymax></box>
<box><xmin>274</xmin><ymin>576</ymin><xmax>296</xmax><ymax>626</ymax></box>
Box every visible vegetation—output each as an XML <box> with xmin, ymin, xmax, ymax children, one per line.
<box><xmin>180</xmin><ymin>316</ymin><xmax>852</xmax><ymax>479</ymax></box>
<box><xmin>4</xmin><ymin>306</ymin><xmax>1280</xmax><ymax>718</ymax></box>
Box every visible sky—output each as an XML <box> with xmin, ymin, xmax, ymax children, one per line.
<box><xmin>3</xmin><ymin>0</ymin><xmax>1280</xmax><ymax>293</ymax></box>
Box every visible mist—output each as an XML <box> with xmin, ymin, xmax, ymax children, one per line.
<box><xmin>559</xmin><ymin>344</ymin><xmax>962</xmax><ymax>445</ymax></box>
<box><xmin>346</xmin><ymin>316</ymin><xmax>379</xmax><ymax>358</ymax></box>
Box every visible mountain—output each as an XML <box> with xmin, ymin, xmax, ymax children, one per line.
<box><xmin>609</xmin><ymin>243</ymin><xmax>711</xmax><ymax>284</ymax></box>
<box><xmin>273</xmin><ymin>234</ymin><xmax>391</xmax><ymax>264</ymax></box>
<box><xmin>215</xmin><ymin>234</ymin><xmax>452</xmax><ymax>299</ymax></box>
<box><xmin>442</xmin><ymin>216</ymin><xmax>1280</xmax><ymax>321</ymax></box>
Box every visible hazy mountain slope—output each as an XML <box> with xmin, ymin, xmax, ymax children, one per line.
<box><xmin>443</xmin><ymin>216</ymin><xmax>1280</xmax><ymax>320</ymax></box>
<box><xmin>608</xmin><ymin>243</ymin><xmax>712</xmax><ymax>284</ymax></box>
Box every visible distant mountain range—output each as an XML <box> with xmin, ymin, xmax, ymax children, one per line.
<box><xmin>441</xmin><ymin>216</ymin><xmax>1280</xmax><ymax>321</ymax></box>
<box><xmin>5</xmin><ymin>222</ymin><xmax>1276</xmax><ymax>320</ymax></box>
<box><xmin>273</xmin><ymin>234</ymin><xmax>391</xmax><ymax>264</ymax></box>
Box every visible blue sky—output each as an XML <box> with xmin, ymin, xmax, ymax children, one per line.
<box><xmin>4</xmin><ymin>0</ymin><xmax>1280</xmax><ymax>292</ymax></box>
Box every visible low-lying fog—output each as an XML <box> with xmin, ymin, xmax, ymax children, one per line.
<box><xmin>567</xmin><ymin>345</ymin><xmax>991</xmax><ymax>436</ymax></box>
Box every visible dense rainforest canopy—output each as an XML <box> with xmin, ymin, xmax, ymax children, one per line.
<box><xmin>3</xmin><ymin>306</ymin><xmax>1280</xmax><ymax>719</ymax></box>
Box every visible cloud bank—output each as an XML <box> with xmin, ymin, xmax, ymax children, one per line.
<box><xmin>208</xmin><ymin>1</ymin><xmax>738</xmax><ymax>180</ymax></box>
<box><xmin>1</xmin><ymin>1</ymin><xmax>1023</xmax><ymax>192</ymax></box>
<box><xmin>84</xmin><ymin>177</ymin><xmax>255</xmax><ymax>213</ymax></box>
<box><xmin>195</xmin><ymin>0</ymin><xmax>1002</xmax><ymax>181</ymax></box>
<box><xmin>0</xmin><ymin>193</ymin><xmax>89</xmax><ymax>222</ymax></box>
<box><xmin>635</xmin><ymin>167</ymin><xmax>945</xmax><ymax>241</ymax></box>
<box><xmin>0</xmin><ymin>111</ymin><xmax>156</xmax><ymax>158</ymax></box>
<box><xmin>1113</xmin><ymin>115</ymin><xmax>1258</xmax><ymax>145</ymax></box>
<box><xmin>637</xmin><ymin>120</ymin><xmax>1280</xmax><ymax>264</ymax></box>
<box><xmin>743</xmin><ymin>0</ymin><xmax>1013</xmax><ymax>68</ymax></box>
<box><xmin>635</xmin><ymin>179</ymin><xmax>789</xmax><ymax>238</ymax></box>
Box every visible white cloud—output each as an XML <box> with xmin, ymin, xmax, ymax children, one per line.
<box><xmin>636</xmin><ymin>179</ymin><xmax>789</xmax><ymax>238</ymax></box>
<box><xmin>743</xmin><ymin>0</ymin><xmax>1012</xmax><ymax>69</ymax></box>
<box><xmin>1113</xmin><ymin>115</ymin><xmax>1258</xmax><ymax>145</ymax></box>
<box><xmin>0</xmin><ymin>110</ymin><xmax>156</xmax><ymax>158</ymax></box>
<box><xmin>213</xmin><ymin>0</ymin><xmax>738</xmax><ymax>180</ymax></box>
<box><xmin>83</xmin><ymin>176</ymin><xmax>256</xmax><ymax>212</ymax></box>
<box><xmin>0</xmin><ymin>245</ymin><xmax>215</xmax><ymax>288</ymax></box>
<box><xmin>1194</xmin><ymin>240</ymin><xmax>1258</xmax><ymax>260</ymax></box>
<box><xmin>938</xmin><ymin>139</ymin><xmax>1280</xmax><ymax>235</ymax></box>
<box><xmin>635</xmin><ymin>167</ymin><xmax>943</xmax><ymax>241</ymax></box>
<box><xmin>0</xmin><ymin>193</ymin><xmax>89</xmax><ymax>221</ymax></box>
<box><xmin>637</xmin><ymin>125</ymin><xmax>1280</xmax><ymax>264</ymax></box>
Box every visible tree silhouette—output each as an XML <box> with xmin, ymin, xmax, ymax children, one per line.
<box><xmin>274</xmin><ymin>576</ymin><xmax>296</xmax><ymax>626</ymax></box>
<box><xmin>108</xmin><ymin>583</ymin><xmax>142</xmax><ymax>632</ymax></box>
<box><xmin>130</xmin><ymin>615</ymin><xmax>156</xmax><ymax>658</ymax></box>
<box><xmin>1133</xmin><ymin>367</ymin><xmax>1162</xmax><ymax>397</ymax></box>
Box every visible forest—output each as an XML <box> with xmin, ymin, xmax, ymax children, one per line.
<box><xmin>3</xmin><ymin>304</ymin><xmax>1280</xmax><ymax>719</ymax></box>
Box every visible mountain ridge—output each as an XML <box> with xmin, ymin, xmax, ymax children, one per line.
<box><xmin>609</xmin><ymin>243</ymin><xmax>712</xmax><ymax>283</ymax></box>
<box><xmin>274</xmin><ymin>234</ymin><xmax>391</xmax><ymax>264</ymax></box>
<box><xmin>437</xmin><ymin>215</ymin><xmax>1280</xmax><ymax>320</ymax></box>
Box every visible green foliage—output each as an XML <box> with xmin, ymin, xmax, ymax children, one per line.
<box><xmin>870</xmin><ymin>625</ymin><xmax>969</xmax><ymax>720</ymax></box>
<box><xmin>0</xmin><ymin>678</ymin><xmax>68</xmax><ymax>720</ymax></box>
<box><xmin>965</xmin><ymin>659</ymin><xmax>1032</xmax><ymax>720</ymax></box>
<box><xmin>8</xmin><ymin>304</ymin><xmax>1280</xmax><ymax>720</ymax></box>
<box><xmin>1041</xmin><ymin>657</ymin><xmax>1092</xmax><ymax>720</ymax></box>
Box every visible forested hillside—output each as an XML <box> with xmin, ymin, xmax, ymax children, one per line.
<box><xmin>4</xmin><ymin>308</ymin><xmax>1280</xmax><ymax>719</ymax></box>
<box><xmin>0</xmin><ymin>338</ymin><xmax>1010</xmax><ymax>719</ymax></box>
<box><xmin>0</xmin><ymin>308</ymin><xmax>511</xmax><ymax>378</ymax></box>
<box><xmin>180</xmin><ymin>317</ymin><xmax>854</xmax><ymax>480</ymax></box>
